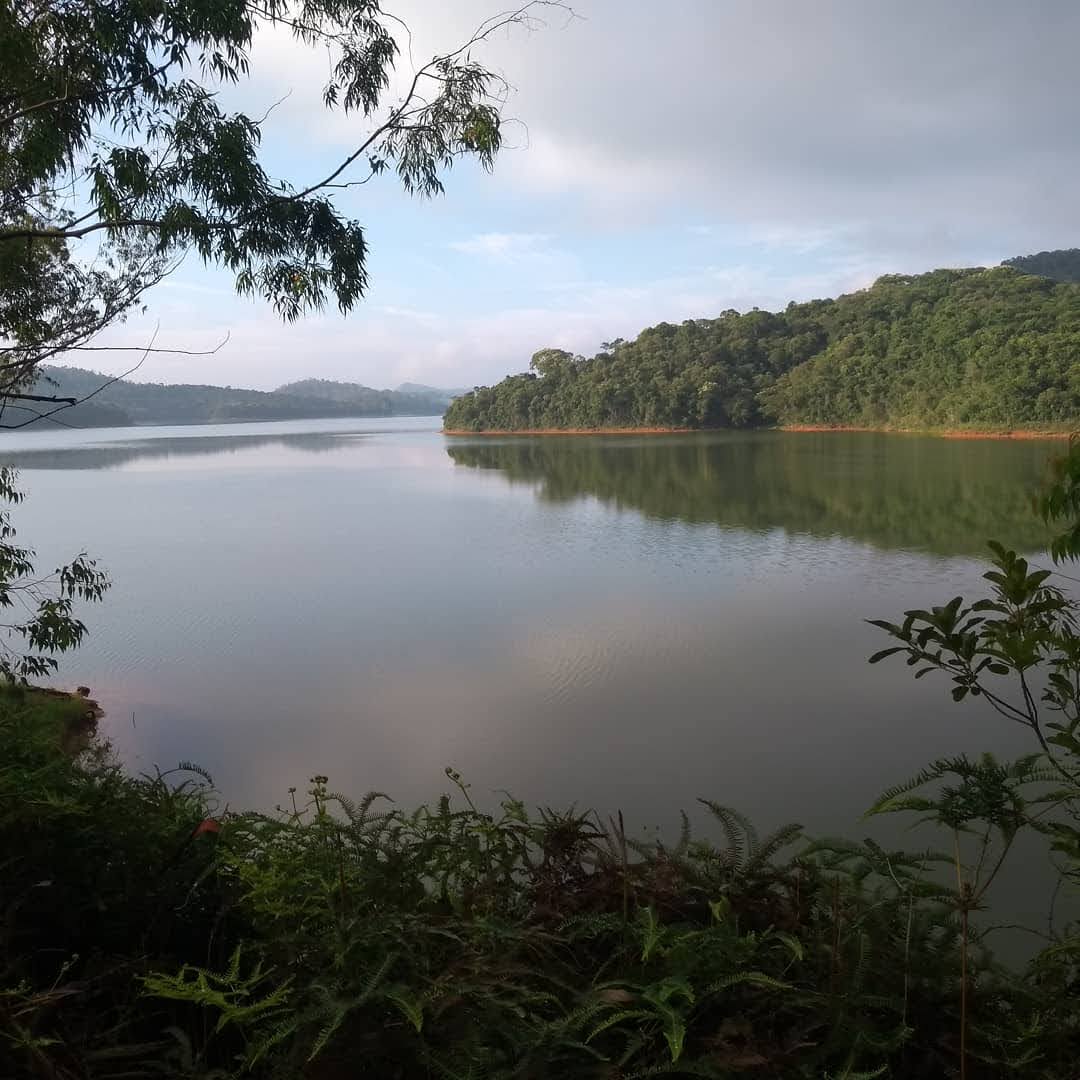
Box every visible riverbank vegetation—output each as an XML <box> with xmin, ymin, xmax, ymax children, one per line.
<box><xmin>444</xmin><ymin>265</ymin><xmax>1080</xmax><ymax>433</ymax></box>
<box><xmin>2</xmin><ymin>692</ymin><xmax>1078</xmax><ymax>1079</ymax></box>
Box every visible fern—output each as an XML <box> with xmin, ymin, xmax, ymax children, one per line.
<box><xmin>175</xmin><ymin>760</ymin><xmax>214</xmax><ymax>786</ymax></box>
<box><xmin>746</xmin><ymin>820</ymin><xmax>803</xmax><ymax>869</ymax></box>
<box><xmin>704</xmin><ymin>971</ymin><xmax>794</xmax><ymax>994</ymax></box>
<box><xmin>697</xmin><ymin>800</ymin><xmax>757</xmax><ymax>868</ymax></box>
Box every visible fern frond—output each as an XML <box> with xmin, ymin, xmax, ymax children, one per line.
<box><xmin>825</xmin><ymin>1067</ymin><xmax>888</xmax><ymax>1080</ymax></box>
<box><xmin>866</xmin><ymin>764</ymin><xmax>955</xmax><ymax>816</ymax></box>
<box><xmin>176</xmin><ymin>760</ymin><xmax>214</xmax><ymax>786</ymax></box>
<box><xmin>747</xmin><ymin>821</ymin><xmax>803</xmax><ymax>869</ymax></box>
<box><xmin>586</xmin><ymin>1009</ymin><xmax>652</xmax><ymax>1043</ymax></box>
<box><xmin>705</xmin><ymin>971</ymin><xmax>793</xmax><ymax>994</ymax></box>
<box><xmin>697</xmin><ymin>800</ymin><xmax>757</xmax><ymax>868</ymax></box>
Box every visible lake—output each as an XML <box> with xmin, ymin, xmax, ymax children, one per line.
<box><xmin>1</xmin><ymin>420</ymin><xmax>1063</xmax><ymax>855</ymax></box>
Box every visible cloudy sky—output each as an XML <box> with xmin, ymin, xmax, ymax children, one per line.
<box><xmin>86</xmin><ymin>0</ymin><xmax>1080</xmax><ymax>390</ymax></box>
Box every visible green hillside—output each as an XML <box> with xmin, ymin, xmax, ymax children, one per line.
<box><xmin>17</xmin><ymin>367</ymin><xmax>450</xmax><ymax>428</ymax></box>
<box><xmin>276</xmin><ymin>377</ymin><xmax>453</xmax><ymax>414</ymax></box>
<box><xmin>444</xmin><ymin>266</ymin><xmax>1080</xmax><ymax>432</ymax></box>
<box><xmin>1002</xmin><ymin>248</ymin><xmax>1080</xmax><ymax>283</ymax></box>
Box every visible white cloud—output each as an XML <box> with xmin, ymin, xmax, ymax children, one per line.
<box><xmin>449</xmin><ymin>232</ymin><xmax>553</xmax><ymax>262</ymax></box>
<box><xmin>220</xmin><ymin>0</ymin><xmax>1080</xmax><ymax>250</ymax></box>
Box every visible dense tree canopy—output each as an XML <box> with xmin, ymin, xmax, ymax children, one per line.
<box><xmin>445</xmin><ymin>267</ymin><xmax>1080</xmax><ymax>432</ymax></box>
<box><xmin>1002</xmin><ymin>248</ymin><xmax>1080</xmax><ymax>283</ymax></box>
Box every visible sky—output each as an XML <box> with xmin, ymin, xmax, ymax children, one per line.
<box><xmin>77</xmin><ymin>0</ymin><xmax>1080</xmax><ymax>391</ymax></box>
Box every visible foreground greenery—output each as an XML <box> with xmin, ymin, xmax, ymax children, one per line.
<box><xmin>5</xmin><ymin>690</ymin><xmax>1078</xmax><ymax>1080</ymax></box>
<box><xmin>445</xmin><ymin>265</ymin><xmax>1080</xmax><ymax>432</ymax></box>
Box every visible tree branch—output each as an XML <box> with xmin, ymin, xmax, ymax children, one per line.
<box><xmin>0</xmin><ymin>328</ymin><xmax>159</xmax><ymax>430</ymax></box>
<box><xmin>288</xmin><ymin>1</ymin><xmax>564</xmax><ymax>201</ymax></box>
<box><xmin>2</xmin><ymin>391</ymin><xmax>77</xmax><ymax>405</ymax></box>
<box><xmin>0</xmin><ymin>55</ymin><xmax>180</xmax><ymax>128</ymax></box>
<box><xmin>0</xmin><ymin>218</ymin><xmax>165</xmax><ymax>243</ymax></box>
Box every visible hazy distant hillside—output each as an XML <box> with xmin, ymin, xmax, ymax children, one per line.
<box><xmin>1003</xmin><ymin>248</ymin><xmax>1080</xmax><ymax>283</ymax></box>
<box><xmin>446</xmin><ymin>265</ymin><xmax>1080</xmax><ymax>432</ymax></box>
<box><xmin>275</xmin><ymin>377</ymin><xmax>448</xmax><ymax>414</ymax></box>
<box><xmin>278</xmin><ymin>377</ymin><xmax>462</xmax><ymax>411</ymax></box>
<box><xmin>17</xmin><ymin>367</ymin><xmax>447</xmax><ymax>429</ymax></box>
<box><xmin>396</xmin><ymin>381</ymin><xmax>470</xmax><ymax>399</ymax></box>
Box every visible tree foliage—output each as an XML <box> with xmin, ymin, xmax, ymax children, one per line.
<box><xmin>445</xmin><ymin>268</ymin><xmax>1080</xmax><ymax>432</ymax></box>
<box><xmin>0</xmin><ymin>0</ymin><xmax>556</xmax><ymax>400</ymax></box>
<box><xmin>0</xmin><ymin>0</ymin><xmax>553</xmax><ymax>679</ymax></box>
<box><xmin>865</xmin><ymin>442</ymin><xmax>1080</xmax><ymax>1079</ymax></box>
<box><xmin>0</xmin><ymin>468</ymin><xmax>108</xmax><ymax>680</ymax></box>
<box><xmin>1002</xmin><ymin>248</ymin><xmax>1080</xmax><ymax>284</ymax></box>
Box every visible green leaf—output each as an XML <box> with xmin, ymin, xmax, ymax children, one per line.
<box><xmin>868</xmin><ymin>647</ymin><xmax>905</xmax><ymax>664</ymax></box>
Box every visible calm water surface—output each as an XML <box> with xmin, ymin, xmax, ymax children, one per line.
<box><xmin>2</xmin><ymin>420</ymin><xmax>1063</xmax><ymax>861</ymax></box>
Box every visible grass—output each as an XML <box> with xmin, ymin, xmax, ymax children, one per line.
<box><xmin>0</xmin><ymin>683</ymin><xmax>96</xmax><ymax>743</ymax></box>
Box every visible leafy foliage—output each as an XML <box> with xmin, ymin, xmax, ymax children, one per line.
<box><xmin>866</xmin><ymin>439</ymin><xmax>1080</xmax><ymax>1077</ymax></box>
<box><xmin>445</xmin><ymin>267</ymin><xmax>1080</xmax><ymax>432</ymax></box>
<box><xmin>1003</xmin><ymin>248</ymin><xmax>1080</xmax><ymax>284</ymax></box>
<box><xmin>0</xmin><ymin>0</ymin><xmax>557</xmax><ymax>401</ymax></box>
<box><xmin>8</xmin><ymin>706</ymin><xmax>1066</xmax><ymax>1079</ymax></box>
<box><xmin>0</xmin><ymin>467</ymin><xmax>107</xmax><ymax>680</ymax></box>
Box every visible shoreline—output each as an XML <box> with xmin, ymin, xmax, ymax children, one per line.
<box><xmin>444</xmin><ymin>424</ymin><xmax>1076</xmax><ymax>440</ymax></box>
<box><xmin>442</xmin><ymin>426</ymin><xmax>694</xmax><ymax>436</ymax></box>
<box><xmin>781</xmin><ymin>424</ymin><xmax>1074</xmax><ymax>440</ymax></box>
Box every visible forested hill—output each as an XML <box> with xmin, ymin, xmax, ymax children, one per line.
<box><xmin>275</xmin><ymin>378</ymin><xmax>455</xmax><ymax>413</ymax></box>
<box><xmin>443</xmin><ymin>266</ymin><xmax>1080</xmax><ymax>432</ymax></box>
<box><xmin>16</xmin><ymin>368</ymin><xmax>453</xmax><ymax>428</ymax></box>
<box><xmin>1002</xmin><ymin>248</ymin><xmax>1080</xmax><ymax>283</ymax></box>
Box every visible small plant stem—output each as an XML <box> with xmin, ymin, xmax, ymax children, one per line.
<box><xmin>954</xmin><ymin>830</ymin><xmax>967</xmax><ymax>1080</ymax></box>
<box><xmin>618</xmin><ymin>809</ymin><xmax>628</xmax><ymax>926</ymax></box>
<box><xmin>831</xmin><ymin>875</ymin><xmax>841</xmax><ymax>990</ymax></box>
<box><xmin>960</xmin><ymin>903</ymin><xmax>969</xmax><ymax>1080</ymax></box>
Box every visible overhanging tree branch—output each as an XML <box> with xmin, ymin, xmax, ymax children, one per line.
<box><xmin>0</xmin><ymin>0</ymin><xmax>572</xmax><ymax>391</ymax></box>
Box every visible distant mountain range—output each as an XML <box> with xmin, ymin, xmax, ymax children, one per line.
<box><xmin>396</xmin><ymin>381</ymin><xmax>471</xmax><ymax>398</ymax></box>
<box><xmin>12</xmin><ymin>368</ymin><xmax>465</xmax><ymax>429</ymax></box>
<box><xmin>275</xmin><ymin>378</ymin><xmax>465</xmax><ymax>412</ymax></box>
